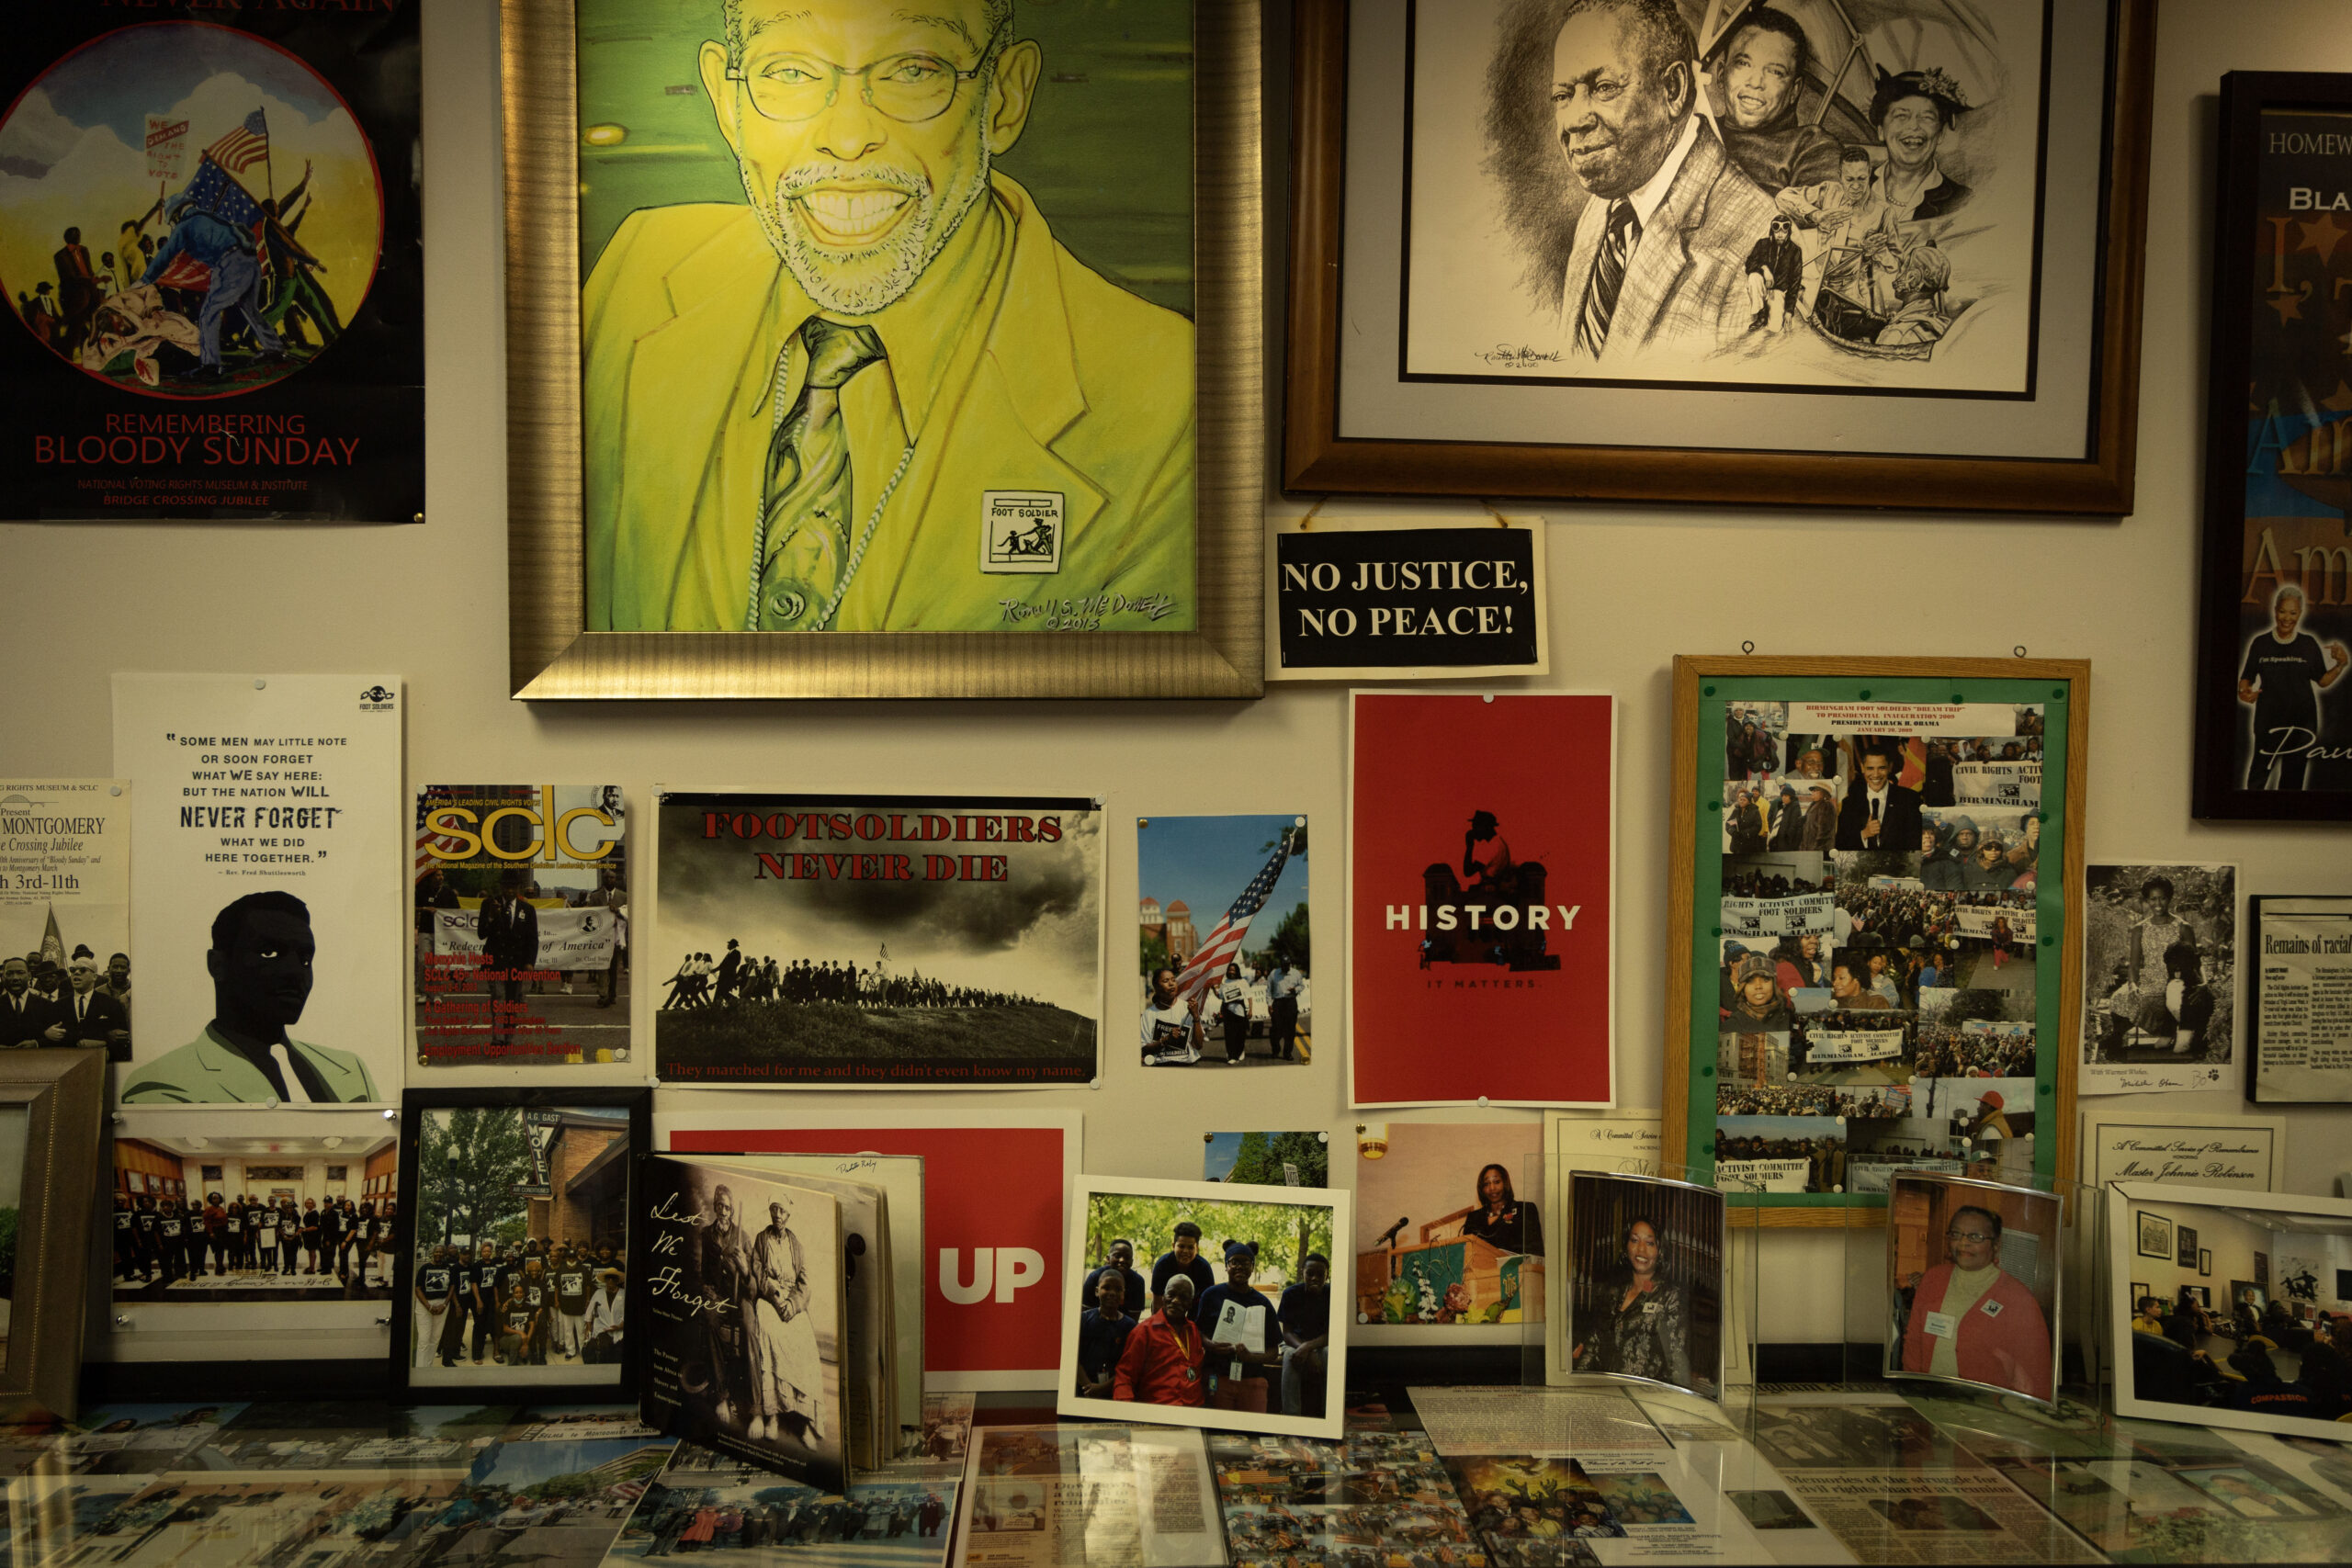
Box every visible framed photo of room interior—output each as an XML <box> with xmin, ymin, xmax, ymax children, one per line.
<box><xmin>1283</xmin><ymin>0</ymin><xmax>2158</xmax><ymax>513</ymax></box>
<box><xmin>502</xmin><ymin>0</ymin><xmax>1264</xmax><ymax>699</ymax></box>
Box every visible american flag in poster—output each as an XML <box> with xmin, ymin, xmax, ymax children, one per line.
<box><xmin>204</xmin><ymin>108</ymin><xmax>270</xmax><ymax>175</ymax></box>
<box><xmin>1173</xmin><ymin>830</ymin><xmax>1294</xmax><ymax>1004</ymax></box>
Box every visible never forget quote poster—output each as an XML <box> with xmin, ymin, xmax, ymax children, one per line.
<box><xmin>653</xmin><ymin>794</ymin><xmax>1102</xmax><ymax>1089</ymax></box>
<box><xmin>1348</xmin><ymin>692</ymin><xmax>1615</xmax><ymax>1107</ymax></box>
<box><xmin>0</xmin><ymin>1</ymin><xmax>422</xmax><ymax>522</ymax></box>
<box><xmin>113</xmin><ymin>674</ymin><xmax>403</xmax><ymax>1106</ymax></box>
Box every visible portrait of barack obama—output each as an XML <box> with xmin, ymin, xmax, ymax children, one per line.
<box><xmin>582</xmin><ymin>0</ymin><xmax>1196</xmax><ymax>635</ymax></box>
<box><xmin>120</xmin><ymin>891</ymin><xmax>379</xmax><ymax>1105</ymax></box>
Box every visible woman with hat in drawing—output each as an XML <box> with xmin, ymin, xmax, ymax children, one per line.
<box><xmin>1871</xmin><ymin>67</ymin><xmax>1973</xmax><ymax>222</ymax></box>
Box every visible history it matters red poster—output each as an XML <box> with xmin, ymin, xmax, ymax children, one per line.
<box><xmin>1348</xmin><ymin>692</ymin><xmax>1615</xmax><ymax>1108</ymax></box>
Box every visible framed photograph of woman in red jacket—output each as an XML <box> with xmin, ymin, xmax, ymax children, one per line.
<box><xmin>1885</xmin><ymin>1171</ymin><xmax>2060</xmax><ymax>1404</ymax></box>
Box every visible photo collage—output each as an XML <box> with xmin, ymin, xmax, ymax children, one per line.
<box><xmin>1714</xmin><ymin>701</ymin><xmax>2048</xmax><ymax>1195</ymax></box>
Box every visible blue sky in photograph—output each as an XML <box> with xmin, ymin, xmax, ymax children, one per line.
<box><xmin>1136</xmin><ymin>813</ymin><xmax>1306</xmax><ymax>931</ymax></box>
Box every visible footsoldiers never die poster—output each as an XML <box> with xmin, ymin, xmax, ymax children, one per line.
<box><xmin>652</xmin><ymin>793</ymin><xmax>1103</xmax><ymax>1088</ymax></box>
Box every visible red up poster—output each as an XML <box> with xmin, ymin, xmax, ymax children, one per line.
<box><xmin>1348</xmin><ymin>692</ymin><xmax>1615</xmax><ymax>1108</ymax></box>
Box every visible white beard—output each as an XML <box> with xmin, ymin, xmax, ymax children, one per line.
<box><xmin>747</xmin><ymin>122</ymin><xmax>995</xmax><ymax>317</ymax></box>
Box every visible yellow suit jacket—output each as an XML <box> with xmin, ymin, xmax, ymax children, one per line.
<box><xmin>582</xmin><ymin>176</ymin><xmax>1196</xmax><ymax>633</ymax></box>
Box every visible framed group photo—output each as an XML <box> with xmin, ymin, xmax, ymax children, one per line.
<box><xmin>1285</xmin><ymin>0</ymin><xmax>2156</xmax><ymax>513</ymax></box>
<box><xmin>390</xmin><ymin>1088</ymin><xmax>650</xmax><ymax>1404</ymax></box>
<box><xmin>1663</xmin><ymin>655</ymin><xmax>2088</xmax><ymax>1224</ymax></box>
<box><xmin>1057</xmin><ymin>1174</ymin><xmax>1351</xmax><ymax>1440</ymax></box>
<box><xmin>502</xmin><ymin>0</ymin><xmax>1264</xmax><ymax>699</ymax></box>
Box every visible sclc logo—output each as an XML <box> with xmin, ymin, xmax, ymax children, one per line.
<box><xmin>938</xmin><ymin>1247</ymin><xmax>1045</xmax><ymax>1304</ymax></box>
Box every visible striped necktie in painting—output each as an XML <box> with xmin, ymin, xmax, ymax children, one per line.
<box><xmin>1576</xmin><ymin>200</ymin><xmax>1639</xmax><ymax>357</ymax></box>
<box><xmin>755</xmin><ymin>315</ymin><xmax>887</xmax><ymax>631</ymax></box>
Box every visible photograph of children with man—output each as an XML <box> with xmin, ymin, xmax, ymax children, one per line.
<box><xmin>1064</xmin><ymin>1179</ymin><xmax>1342</xmax><ymax>1438</ymax></box>
<box><xmin>1715</xmin><ymin>713</ymin><xmax>2047</xmax><ymax>1192</ymax></box>
<box><xmin>406</xmin><ymin>1104</ymin><xmax>632</xmax><ymax>1387</ymax></box>
<box><xmin>111</xmin><ymin>1113</ymin><xmax>397</xmax><ymax>1303</ymax></box>
<box><xmin>2082</xmin><ymin>863</ymin><xmax>2236</xmax><ymax>1079</ymax></box>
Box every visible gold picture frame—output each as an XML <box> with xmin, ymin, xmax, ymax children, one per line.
<box><xmin>0</xmin><ymin>1047</ymin><xmax>107</xmax><ymax>1422</ymax></box>
<box><xmin>1662</xmin><ymin>656</ymin><xmax>2087</xmax><ymax>1229</ymax></box>
<box><xmin>501</xmin><ymin>0</ymin><xmax>1264</xmax><ymax>700</ymax></box>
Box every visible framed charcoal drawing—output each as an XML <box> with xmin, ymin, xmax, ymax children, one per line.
<box><xmin>1284</xmin><ymin>0</ymin><xmax>2155</xmax><ymax>513</ymax></box>
<box><xmin>503</xmin><ymin>0</ymin><xmax>1263</xmax><ymax>699</ymax></box>
<box><xmin>1662</xmin><ymin>655</ymin><xmax>2086</xmax><ymax>1227</ymax></box>
<box><xmin>2196</xmin><ymin>73</ymin><xmax>2352</xmax><ymax>818</ymax></box>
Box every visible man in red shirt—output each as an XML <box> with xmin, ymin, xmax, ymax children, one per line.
<box><xmin>1114</xmin><ymin>1275</ymin><xmax>1206</xmax><ymax>1408</ymax></box>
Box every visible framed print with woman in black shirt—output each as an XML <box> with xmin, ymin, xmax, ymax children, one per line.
<box><xmin>390</xmin><ymin>1087</ymin><xmax>649</xmax><ymax>1403</ymax></box>
<box><xmin>1564</xmin><ymin>1171</ymin><xmax>1725</xmax><ymax>1404</ymax></box>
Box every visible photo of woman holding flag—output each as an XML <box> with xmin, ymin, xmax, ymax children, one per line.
<box><xmin>1137</xmin><ymin>815</ymin><xmax>1310</xmax><ymax>1070</ymax></box>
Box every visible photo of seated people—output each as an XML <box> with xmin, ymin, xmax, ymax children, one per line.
<box><xmin>1887</xmin><ymin>1175</ymin><xmax>2059</xmax><ymax>1404</ymax></box>
<box><xmin>111</xmin><ymin>1117</ymin><xmax>397</xmax><ymax>1304</ymax></box>
<box><xmin>407</xmin><ymin>1103</ymin><xmax>632</xmax><ymax>1387</ymax></box>
<box><xmin>2125</xmin><ymin>1198</ymin><xmax>2352</xmax><ymax>1433</ymax></box>
<box><xmin>1354</xmin><ymin>1122</ymin><xmax>1545</xmax><ymax>1326</ymax></box>
<box><xmin>1069</xmin><ymin>1190</ymin><xmax>1336</xmax><ymax>1427</ymax></box>
<box><xmin>1566</xmin><ymin>1173</ymin><xmax>1724</xmax><ymax>1402</ymax></box>
<box><xmin>2084</xmin><ymin>865</ymin><xmax>2235</xmax><ymax>1067</ymax></box>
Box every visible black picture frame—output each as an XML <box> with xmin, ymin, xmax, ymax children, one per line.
<box><xmin>2203</xmin><ymin>1250</ymin><xmax>2215</xmax><ymax>1279</ymax></box>
<box><xmin>2137</xmin><ymin>1212</ymin><xmax>2174</xmax><ymax>1260</ymax></box>
<box><xmin>2194</xmin><ymin>73</ymin><xmax>2352</xmax><ymax>819</ymax></box>
<box><xmin>390</xmin><ymin>1087</ymin><xmax>649</xmax><ymax>1405</ymax></box>
<box><xmin>2177</xmin><ymin>1224</ymin><xmax>2199</xmax><ymax>1269</ymax></box>
<box><xmin>2245</xmin><ymin>894</ymin><xmax>2352</xmax><ymax>1102</ymax></box>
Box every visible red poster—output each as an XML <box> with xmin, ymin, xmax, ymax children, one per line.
<box><xmin>1349</xmin><ymin>693</ymin><xmax>1615</xmax><ymax>1107</ymax></box>
<box><xmin>666</xmin><ymin>1115</ymin><xmax>1076</xmax><ymax>1388</ymax></box>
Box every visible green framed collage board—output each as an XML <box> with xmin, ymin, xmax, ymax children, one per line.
<box><xmin>1664</xmin><ymin>658</ymin><xmax>2088</xmax><ymax>1224</ymax></box>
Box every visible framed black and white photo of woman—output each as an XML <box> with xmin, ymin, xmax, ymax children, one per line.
<box><xmin>1563</xmin><ymin>1170</ymin><xmax>1724</xmax><ymax>1401</ymax></box>
<box><xmin>1286</xmin><ymin>0</ymin><xmax>2156</xmax><ymax>512</ymax></box>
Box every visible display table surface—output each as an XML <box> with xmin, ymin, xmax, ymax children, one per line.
<box><xmin>3</xmin><ymin>1386</ymin><xmax>2348</xmax><ymax>1565</ymax></box>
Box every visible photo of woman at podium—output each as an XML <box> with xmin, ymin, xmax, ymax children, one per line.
<box><xmin>1459</xmin><ymin>1164</ymin><xmax>1543</xmax><ymax>1257</ymax></box>
<box><xmin>1566</xmin><ymin>1173</ymin><xmax>1724</xmax><ymax>1401</ymax></box>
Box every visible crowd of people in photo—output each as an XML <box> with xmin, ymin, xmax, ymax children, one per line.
<box><xmin>1716</xmin><ymin>1084</ymin><xmax>1905</xmax><ymax>1120</ymax></box>
<box><xmin>2132</xmin><ymin>1292</ymin><xmax>2352</xmax><ymax>1423</ymax></box>
<box><xmin>631</xmin><ymin>1483</ymin><xmax>947</xmax><ymax>1553</ymax></box>
<box><xmin>1722</xmin><ymin>866</ymin><xmax>1828</xmax><ymax>899</ymax></box>
<box><xmin>1075</xmin><ymin>1224</ymin><xmax>1332</xmax><ymax>1418</ymax></box>
<box><xmin>1919</xmin><ymin>816</ymin><xmax>2040</xmax><ymax>893</ymax></box>
<box><xmin>662</xmin><ymin>942</ymin><xmax>1040</xmax><ymax>1012</ymax></box>
<box><xmin>1</xmin><ymin>945</ymin><xmax>131</xmax><ymax>1058</ymax></box>
<box><xmin>1712</xmin><ymin>1131</ymin><xmax>1846</xmax><ymax>1193</ymax></box>
<box><xmin>1723</xmin><ymin>782</ymin><xmax>1837</xmax><ymax>852</ymax></box>
<box><xmin>411</xmin><ymin>1235</ymin><xmax>628</xmax><ymax>1371</ymax></box>
<box><xmin>114</xmin><ymin>1190</ymin><xmax>393</xmax><ymax>1291</ymax></box>
<box><xmin>1910</xmin><ymin>1026</ymin><xmax>2036</xmax><ymax>1079</ymax></box>
<box><xmin>1837</xmin><ymin>883</ymin><xmax>1958</xmax><ymax>947</ymax></box>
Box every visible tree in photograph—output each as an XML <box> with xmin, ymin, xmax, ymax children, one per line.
<box><xmin>1244</xmin><ymin>900</ymin><xmax>1309</xmax><ymax>976</ymax></box>
<box><xmin>1084</xmin><ymin>1192</ymin><xmax>1332</xmax><ymax>1285</ymax></box>
<box><xmin>417</xmin><ymin>1108</ymin><xmax>531</xmax><ymax>1247</ymax></box>
<box><xmin>1219</xmin><ymin>1131</ymin><xmax>1329</xmax><ymax>1189</ymax></box>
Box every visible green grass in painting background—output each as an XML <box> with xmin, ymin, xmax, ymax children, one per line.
<box><xmin>1689</xmin><ymin>676</ymin><xmax>2072</xmax><ymax>1205</ymax></box>
<box><xmin>573</xmin><ymin>0</ymin><xmax>1196</xmax><ymax>317</ymax></box>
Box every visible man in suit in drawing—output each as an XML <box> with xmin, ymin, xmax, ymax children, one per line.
<box><xmin>1835</xmin><ymin>742</ymin><xmax>1923</xmax><ymax>851</ymax></box>
<box><xmin>1551</xmin><ymin>0</ymin><xmax>1779</xmax><ymax>365</ymax></box>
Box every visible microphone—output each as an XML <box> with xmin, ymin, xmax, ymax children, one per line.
<box><xmin>1378</xmin><ymin>1217</ymin><xmax>1408</xmax><ymax>1248</ymax></box>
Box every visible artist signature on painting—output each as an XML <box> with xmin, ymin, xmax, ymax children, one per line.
<box><xmin>1474</xmin><ymin>344</ymin><xmax>1565</xmax><ymax>368</ymax></box>
<box><xmin>999</xmin><ymin>592</ymin><xmax>1182</xmax><ymax>631</ymax></box>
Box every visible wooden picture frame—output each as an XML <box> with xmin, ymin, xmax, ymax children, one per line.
<box><xmin>390</xmin><ymin>1087</ymin><xmax>650</xmax><ymax>1405</ymax></box>
<box><xmin>2193</xmin><ymin>73</ymin><xmax>2352</xmax><ymax>819</ymax></box>
<box><xmin>501</xmin><ymin>0</ymin><xmax>1263</xmax><ymax>700</ymax></box>
<box><xmin>1663</xmin><ymin>656</ymin><xmax>2086</xmax><ymax>1227</ymax></box>
<box><xmin>0</xmin><ymin>1047</ymin><xmax>106</xmax><ymax>1422</ymax></box>
<box><xmin>1283</xmin><ymin>0</ymin><xmax>2155</xmax><ymax>513</ymax></box>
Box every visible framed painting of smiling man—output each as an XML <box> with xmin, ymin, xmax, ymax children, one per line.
<box><xmin>1284</xmin><ymin>0</ymin><xmax>2155</xmax><ymax>513</ymax></box>
<box><xmin>503</xmin><ymin>0</ymin><xmax>1264</xmax><ymax>699</ymax></box>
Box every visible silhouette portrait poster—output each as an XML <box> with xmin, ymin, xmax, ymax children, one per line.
<box><xmin>651</xmin><ymin>792</ymin><xmax>1102</xmax><ymax>1088</ymax></box>
<box><xmin>1347</xmin><ymin>692</ymin><xmax>1616</xmax><ymax>1108</ymax></box>
<box><xmin>0</xmin><ymin>4</ymin><xmax>421</xmax><ymax>522</ymax></box>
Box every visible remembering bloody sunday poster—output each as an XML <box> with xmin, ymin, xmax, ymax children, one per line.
<box><xmin>0</xmin><ymin>1</ymin><xmax>421</xmax><ymax>522</ymax></box>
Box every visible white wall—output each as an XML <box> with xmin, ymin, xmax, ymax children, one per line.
<box><xmin>6</xmin><ymin>0</ymin><xmax>2350</xmax><ymax>1352</ymax></box>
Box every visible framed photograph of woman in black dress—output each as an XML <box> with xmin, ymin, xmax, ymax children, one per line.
<box><xmin>1563</xmin><ymin>1171</ymin><xmax>1724</xmax><ymax>1402</ymax></box>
